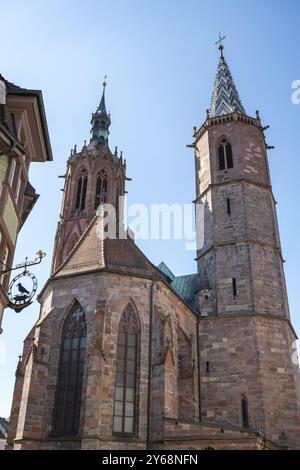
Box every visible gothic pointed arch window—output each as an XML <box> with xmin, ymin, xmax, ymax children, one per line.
<box><xmin>241</xmin><ymin>395</ymin><xmax>249</xmax><ymax>429</ymax></box>
<box><xmin>75</xmin><ymin>169</ymin><xmax>88</xmax><ymax>211</ymax></box>
<box><xmin>94</xmin><ymin>169</ymin><xmax>108</xmax><ymax>209</ymax></box>
<box><xmin>113</xmin><ymin>304</ymin><xmax>139</xmax><ymax>435</ymax></box>
<box><xmin>218</xmin><ymin>139</ymin><xmax>233</xmax><ymax>170</ymax></box>
<box><xmin>53</xmin><ymin>303</ymin><xmax>87</xmax><ymax>436</ymax></box>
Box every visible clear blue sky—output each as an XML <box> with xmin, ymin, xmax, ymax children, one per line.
<box><xmin>0</xmin><ymin>0</ymin><xmax>299</xmax><ymax>418</ymax></box>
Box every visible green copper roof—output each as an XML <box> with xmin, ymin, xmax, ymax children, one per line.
<box><xmin>157</xmin><ymin>262</ymin><xmax>198</xmax><ymax>309</ymax></box>
<box><xmin>171</xmin><ymin>274</ymin><xmax>198</xmax><ymax>309</ymax></box>
<box><xmin>90</xmin><ymin>79</ymin><xmax>111</xmax><ymax>144</ymax></box>
<box><xmin>157</xmin><ymin>261</ymin><xmax>175</xmax><ymax>281</ymax></box>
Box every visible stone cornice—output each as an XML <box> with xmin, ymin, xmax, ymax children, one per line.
<box><xmin>193</xmin><ymin>112</ymin><xmax>261</xmax><ymax>144</ymax></box>
<box><xmin>199</xmin><ymin>311</ymin><xmax>298</xmax><ymax>340</ymax></box>
<box><xmin>194</xmin><ymin>177</ymin><xmax>276</xmax><ymax>205</ymax></box>
<box><xmin>196</xmin><ymin>239</ymin><xmax>285</xmax><ymax>263</ymax></box>
<box><xmin>38</xmin><ymin>267</ymin><xmax>199</xmax><ymax>319</ymax></box>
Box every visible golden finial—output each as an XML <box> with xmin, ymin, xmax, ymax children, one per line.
<box><xmin>102</xmin><ymin>75</ymin><xmax>107</xmax><ymax>88</ymax></box>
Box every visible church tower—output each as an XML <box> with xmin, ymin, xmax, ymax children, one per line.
<box><xmin>52</xmin><ymin>79</ymin><xmax>126</xmax><ymax>272</ymax></box>
<box><xmin>6</xmin><ymin>48</ymin><xmax>300</xmax><ymax>451</ymax></box>
<box><xmin>195</xmin><ymin>41</ymin><xmax>300</xmax><ymax>448</ymax></box>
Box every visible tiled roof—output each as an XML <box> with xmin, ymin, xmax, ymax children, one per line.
<box><xmin>0</xmin><ymin>73</ymin><xmax>25</xmax><ymax>91</ymax></box>
<box><xmin>53</xmin><ymin>216</ymin><xmax>198</xmax><ymax>313</ymax></box>
<box><xmin>55</xmin><ymin>215</ymin><xmax>164</xmax><ymax>280</ymax></box>
<box><xmin>54</xmin><ymin>216</ymin><xmax>105</xmax><ymax>277</ymax></box>
<box><xmin>105</xmin><ymin>237</ymin><xmax>161</xmax><ymax>278</ymax></box>
<box><xmin>209</xmin><ymin>55</ymin><xmax>245</xmax><ymax>117</ymax></box>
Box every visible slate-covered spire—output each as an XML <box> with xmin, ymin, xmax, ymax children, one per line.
<box><xmin>209</xmin><ymin>42</ymin><xmax>246</xmax><ymax>118</ymax></box>
<box><xmin>90</xmin><ymin>76</ymin><xmax>111</xmax><ymax>144</ymax></box>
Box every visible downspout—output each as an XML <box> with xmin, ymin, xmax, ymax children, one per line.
<box><xmin>197</xmin><ymin>316</ymin><xmax>202</xmax><ymax>421</ymax></box>
<box><xmin>146</xmin><ymin>278</ymin><xmax>155</xmax><ymax>449</ymax></box>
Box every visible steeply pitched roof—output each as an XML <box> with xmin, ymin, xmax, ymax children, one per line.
<box><xmin>44</xmin><ymin>217</ymin><xmax>200</xmax><ymax>316</ymax></box>
<box><xmin>209</xmin><ymin>54</ymin><xmax>245</xmax><ymax>117</ymax></box>
<box><xmin>54</xmin><ymin>217</ymin><xmax>105</xmax><ymax>277</ymax></box>
<box><xmin>54</xmin><ymin>215</ymin><xmax>164</xmax><ymax>280</ymax></box>
<box><xmin>105</xmin><ymin>237</ymin><xmax>161</xmax><ymax>278</ymax></box>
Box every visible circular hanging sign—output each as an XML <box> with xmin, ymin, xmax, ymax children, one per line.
<box><xmin>7</xmin><ymin>270</ymin><xmax>38</xmax><ymax>312</ymax></box>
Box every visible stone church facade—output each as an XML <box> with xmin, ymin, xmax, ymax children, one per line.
<box><xmin>6</xmin><ymin>49</ymin><xmax>300</xmax><ymax>450</ymax></box>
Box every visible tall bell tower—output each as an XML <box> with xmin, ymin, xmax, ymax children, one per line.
<box><xmin>195</xmin><ymin>40</ymin><xmax>300</xmax><ymax>448</ymax></box>
<box><xmin>52</xmin><ymin>79</ymin><xmax>127</xmax><ymax>272</ymax></box>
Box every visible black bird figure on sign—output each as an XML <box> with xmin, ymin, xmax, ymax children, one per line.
<box><xmin>16</xmin><ymin>283</ymin><xmax>30</xmax><ymax>295</ymax></box>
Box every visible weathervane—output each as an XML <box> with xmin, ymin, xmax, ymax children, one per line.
<box><xmin>0</xmin><ymin>250</ymin><xmax>46</xmax><ymax>313</ymax></box>
<box><xmin>215</xmin><ymin>32</ymin><xmax>226</xmax><ymax>57</ymax></box>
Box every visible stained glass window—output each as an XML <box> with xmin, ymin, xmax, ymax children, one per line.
<box><xmin>53</xmin><ymin>304</ymin><xmax>86</xmax><ymax>436</ymax></box>
<box><xmin>113</xmin><ymin>304</ymin><xmax>139</xmax><ymax>435</ymax></box>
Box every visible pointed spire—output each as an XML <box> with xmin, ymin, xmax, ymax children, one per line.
<box><xmin>209</xmin><ymin>36</ymin><xmax>246</xmax><ymax>118</ymax></box>
<box><xmin>98</xmin><ymin>76</ymin><xmax>108</xmax><ymax>115</ymax></box>
<box><xmin>90</xmin><ymin>76</ymin><xmax>111</xmax><ymax>144</ymax></box>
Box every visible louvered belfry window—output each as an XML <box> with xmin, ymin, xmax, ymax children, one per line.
<box><xmin>94</xmin><ymin>169</ymin><xmax>108</xmax><ymax>209</ymax></box>
<box><xmin>218</xmin><ymin>140</ymin><xmax>233</xmax><ymax>170</ymax></box>
<box><xmin>113</xmin><ymin>304</ymin><xmax>139</xmax><ymax>435</ymax></box>
<box><xmin>75</xmin><ymin>169</ymin><xmax>88</xmax><ymax>211</ymax></box>
<box><xmin>53</xmin><ymin>304</ymin><xmax>86</xmax><ymax>436</ymax></box>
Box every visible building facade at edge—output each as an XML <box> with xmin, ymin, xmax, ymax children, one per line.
<box><xmin>0</xmin><ymin>74</ymin><xmax>52</xmax><ymax>333</ymax></box>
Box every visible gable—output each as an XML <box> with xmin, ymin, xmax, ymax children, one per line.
<box><xmin>54</xmin><ymin>216</ymin><xmax>105</xmax><ymax>277</ymax></box>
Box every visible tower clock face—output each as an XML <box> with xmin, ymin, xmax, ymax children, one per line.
<box><xmin>7</xmin><ymin>271</ymin><xmax>38</xmax><ymax>310</ymax></box>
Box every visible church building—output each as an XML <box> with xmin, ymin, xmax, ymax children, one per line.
<box><xmin>6</xmin><ymin>45</ymin><xmax>300</xmax><ymax>450</ymax></box>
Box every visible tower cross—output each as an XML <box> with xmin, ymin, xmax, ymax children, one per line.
<box><xmin>215</xmin><ymin>32</ymin><xmax>226</xmax><ymax>57</ymax></box>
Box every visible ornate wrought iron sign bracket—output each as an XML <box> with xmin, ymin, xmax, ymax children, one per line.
<box><xmin>0</xmin><ymin>250</ymin><xmax>46</xmax><ymax>313</ymax></box>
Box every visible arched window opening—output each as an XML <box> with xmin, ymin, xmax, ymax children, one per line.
<box><xmin>218</xmin><ymin>145</ymin><xmax>225</xmax><ymax>171</ymax></box>
<box><xmin>218</xmin><ymin>140</ymin><xmax>233</xmax><ymax>170</ymax></box>
<box><xmin>241</xmin><ymin>395</ymin><xmax>249</xmax><ymax>429</ymax></box>
<box><xmin>53</xmin><ymin>304</ymin><xmax>86</xmax><ymax>436</ymax></box>
<box><xmin>75</xmin><ymin>169</ymin><xmax>88</xmax><ymax>211</ymax></box>
<box><xmin>94</xmin><ymin>170</ymin><xmax>108</xmax><ymax>210</ymax></box>
<box><xmin>113</xmin><ymin>304</ymin><xmax>139</xmax><ymax>435</ymax></box>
